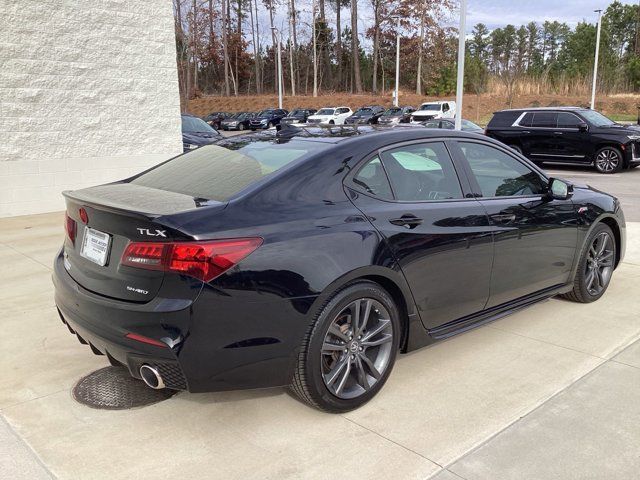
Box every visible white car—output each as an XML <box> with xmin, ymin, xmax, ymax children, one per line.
<box><xmin>411</xmin><ymin>101</ymin><xmax>456</xmax><ymax>123</ymax></box>
<box><xmin>306</xmin><ymin>107</ymin><xmax>353</xmax><ymax>125</ymax></box>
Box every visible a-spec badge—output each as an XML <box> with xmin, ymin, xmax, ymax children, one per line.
<box><xmin>136</xmin><ymin>228</ymin><xmax>167</xmax><ymax>238</ymax></box>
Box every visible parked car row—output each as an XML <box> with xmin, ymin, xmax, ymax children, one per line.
<box><xmin>198</xmin><ymin>102</ymin><xmax>636</xmax><ymax>174</ymax></box>
<box><xmin>200</xmin><ymin>101</ymin><xmax>462</xmax><ymax>131</ymax></box>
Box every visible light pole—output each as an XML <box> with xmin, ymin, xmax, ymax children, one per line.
<box><xmin>271</xmin><ymin>27</ymin><xmax>283</xmax><ymax>109</ymax></box>
<box><xmin>454</xmin><ymin>0</ymin><xmax>467</xmax><ymax>130</ymax></box>
<box><xmin>591</xmin><ymin>9</ymin><xmax>602</xmax><ymax>110</ymax></box>
<box><xmin>393</xmin><ymin>15</ymin><xmax>401</xmax><ymax>107</ymax></box>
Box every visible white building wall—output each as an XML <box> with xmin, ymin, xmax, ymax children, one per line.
<box><xmin>0</xmin><ymin>0</ymin><xmax>183</xmax><ymax>217</ymax></box>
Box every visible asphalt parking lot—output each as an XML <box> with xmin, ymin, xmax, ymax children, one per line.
<box><xmin>1</xmin><ymin>162</ymin><xmax>639</xmax><ymax>479</ymax></box>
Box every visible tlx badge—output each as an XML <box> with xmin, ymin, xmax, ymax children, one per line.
<box><xmin>137</xmin><ymin>228</ymin><xmax>167</xmax><ymax>237</ymax></box>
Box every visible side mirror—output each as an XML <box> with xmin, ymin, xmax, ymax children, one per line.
<box><xmin>548</xmin><ymin>178</ymin><xmax>573</xmax><ymax>200</ymax></box>
<box><xmin>578</xmin><ymin>122</ymin><xmax>589</xmax><ymax>132</ymax></box>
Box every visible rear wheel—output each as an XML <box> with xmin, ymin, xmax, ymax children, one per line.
<box><xmin>291</xmin><ymin>281</ymin><xmax>400</xmax><ymax>412</ymax></box>
<box><xmin>562</xmin><ymin>223</ymin><xmax>616</xmax><ymax>303</ymax></box>
<box><xmin>595</xmin><ymin>147</ymin><xmax>623</xmax><ymax>174</ymax></box>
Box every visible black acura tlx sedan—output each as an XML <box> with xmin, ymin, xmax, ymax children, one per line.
<box><xmin>54</xmin><ymin>127</ymin><xmax>625</xmax><ymax>412</ymax></box>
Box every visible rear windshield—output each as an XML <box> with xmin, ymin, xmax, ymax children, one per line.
<box><xmin>130</xmin><ymin>139</ymin><xmax>330</xmax><ymax>202</ymax></box>
<box><xmin>317</xmin><ymin>108</ymin><xmax>335</xmax><ymax>115</ymax></box>
<box><xmin>383</xmin><ymin>108</ymin><xmax>402</xmax><ymax>115</ymax></box>
<box><xmin>182</xmin><ymin>116</ymin><xmax>216</xmax><ymax>134</ymax></box>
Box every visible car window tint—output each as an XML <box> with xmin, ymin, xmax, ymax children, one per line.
<box><xmin>459</xmin><ymin>142</ymin><xmax>547</xmax><ymax>197</ymax></box>
<box><xmin>380</xmin><ymin>142</ymin><xmax>463</xmax><ymax>201</ymax></box>
<box><xmin>353</xmin><ymin>157</ymin><xmax>393</xmax><ymax>199</ymax></box>
<box><xmin>531</xmin><ymin>112</ymin><xmax>558</xmax><ymax>128</ymax></box>
<box><xmin>132</xmin><ymin>140</ymin><xmax>330</xmax><ymax>201</ymax></box>
<box><xmin>519</xmin><ymin>113</ymin><xmax>535</xmax><ymax>127</ymax></box>
<box><xmin>557</xmin><ymin>112</ymin><xmax>581</xmax><ymax>128</ymax></box>
<box><xmin>443</xmin><ymin>103</ymin><xmax>450</xmax><ymax>112</ymax></box>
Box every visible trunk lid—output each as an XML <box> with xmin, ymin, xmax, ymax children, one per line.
<box><xmin>62</xmin><ymin>182</ymin><xmax>222</xmax><ymax>302</ymax></box>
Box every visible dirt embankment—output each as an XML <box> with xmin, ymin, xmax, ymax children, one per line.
<box><xmin>188</xmin><ymin>92</ymin><xmax>640</xmax><ymax>124</ymax></box>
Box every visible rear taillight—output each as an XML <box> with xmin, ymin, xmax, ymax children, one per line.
<box><xmin>65</xmin><ymin>213</ymin><xmax>77</xmax><ymax>245</ymax></box>
<box><xmin>121</xmin><ymin>238</ymin><xmax>262</xmax><ymax>282</ymax></box>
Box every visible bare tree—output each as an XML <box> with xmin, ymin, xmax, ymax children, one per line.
<box><xmin>288</xmin><ymin>0</ymin><xmax>296</xmax><ymax>95</ymax></box>
<box><xmin>351</xmin><ymin>0</ymin><xmax>362</xmax><ymax>93</ymax></box>
<box><xmin>249</xmin><ymin>0</ymin><xmax>261</xmax><ymax>93</ymax></box>
<box><xmin>371</xmin><ymin>0</ymin><xmax>381</xmax><ymax>93</ymax></box>
<box><xmin>416</xmin><ymin>0</ymin><xmax>426</xmax><ymax>94</ymax></box>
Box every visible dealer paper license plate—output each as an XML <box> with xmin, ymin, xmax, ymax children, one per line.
<box><xmin>80</xmin><ymin>227</ymin><xmax>111</xmax><ymax>266</ymax></box>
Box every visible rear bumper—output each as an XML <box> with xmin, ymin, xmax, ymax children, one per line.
<box><xmin>53</xmin><ymin>250</ymin><xmax>190</xmax><ymax>390</ymax></box>
<box><xmin>53</xmin><ymin>249</ymin><xmax>316</xmax><ymax>393</ymax></box>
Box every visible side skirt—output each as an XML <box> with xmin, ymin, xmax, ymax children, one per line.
<box><xmin>425</xmin><ymin>283</ymin><xmax>571</xmax><ymax>342</ymax></box>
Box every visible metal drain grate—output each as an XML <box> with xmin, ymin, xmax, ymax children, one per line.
<box><xmin>72</xmin><ymin>366</ymin><xmax>176</xmax><ymax>410</ymax></box>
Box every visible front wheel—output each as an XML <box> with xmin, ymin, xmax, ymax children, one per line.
<box><xmin>562</xmin><ymin>223</ymin><xmax>616</xmax><ymax>303</ymax></box>
<box><xmin>291</xmin><ymin>281</ymin><xmax>400</xmax><ymax>412</ymax></box>
<box><xmin>595</xmin><ymin>147</ymin><xmax>623</xmax><ymax>174</ymax></box>
<box><xmin>238</xmin><ymin>123</ymin><xmax>244</xmax><ymax>131</ymax></box>
<box><xmin>329</xmin><ymin>120</ymin><xmax>335</xmax><ymax>125</ymax></box>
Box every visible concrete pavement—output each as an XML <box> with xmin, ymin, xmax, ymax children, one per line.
<box><xmin>1</xmin><ymin>209</ymin><xmax>639</xmax><ymax>479</ymax></box>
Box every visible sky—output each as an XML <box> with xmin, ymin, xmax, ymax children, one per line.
<box><xmin>256</xmin><ymin>0</ymin><xmax>640</xmax><ymax>48</ymax></box>
<box><xmin>466</xmin><ymin>0</ymin><xmax>639</xmax><ymax>29</ymax></box>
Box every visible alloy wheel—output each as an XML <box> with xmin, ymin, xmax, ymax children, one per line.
<box><xmin>595</xmin><ymin>149</ymin><xmax>620</xmax><ymax>173</ymax></box>
<box><xmin>321</xmin><ymin>298</ymin><xmax>393</xmax><ymax>399</ymax></box>
<box><xmin>585</xmin><ymin>231</ymin><xmax>614</xmax><ymax>295</ymax></box>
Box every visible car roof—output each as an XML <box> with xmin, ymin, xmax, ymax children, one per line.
<box><xmin>239</xmin><ymin>124</ymin><xmax>488</xmax><ymax>148</ymax></box>
<box><xmin>496</xmin><ymin>106</ymin><xmax>587</xmax><ymax>113</ymax></box>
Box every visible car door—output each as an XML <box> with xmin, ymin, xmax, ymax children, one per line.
<box><xmin>452</xmin><ymin>140</ymin><xmax>578</xmax><ymax>307</ymax></box>
<box><xmin>347</xmin><ymin>140</ymin><xmax>494</xmax><ymax>329</ymax></box>
<box><xmin>527</xmin><ymin>112</ymin><xmax>562</xmax><ymax>160</ymax></box>
<box><xmin>555</xmin><ymin>112</ymin><xmax>590</xmax><ymax>162</ymax></box>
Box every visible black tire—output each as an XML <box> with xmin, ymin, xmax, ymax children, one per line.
<box><xmin>290</xmin><ymin>281</ymin><xmax>401</xmax><ymax>413</ymax></box>
<box><xmin>238</xmin><ymin>123</ymin><xmax>244</xmax><ymax>131</ymax></box>
<box><xmin>329</xmin><ymin>120</ymin><xmax>335</xmax><ymax>125</ymax></box>
<box><xmin>594</xmin><ymin>146</ymin><xmax>623</xmax><ymax>174</ymax></box>
<box><xmin>267</xmin><ymin>121</ymin><xmax>273</xmax><ymax>129</ymax></box>
<box><xmin>509</xmin><ymin>144</ymin><xmax>523</xmax><ymax>155</ymax></box>
<box><xmin>562</xmin><ymin>223</ymin><xmax>616</xmax><ymax>303</ymax></box>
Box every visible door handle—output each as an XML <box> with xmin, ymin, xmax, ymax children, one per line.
<box><xmin>553</xmin><ymin>131</ymin><xmax>564</xmax><ymax>135</ymax></box>
<box><xmin>389</xmin><ymin>215</ymin><xmax>423</xmax><ymax>229</ymax></box>
<box><xmin>490</xmin><ymin>213</ymin><xmax>516</xmax><ymax>224</ymax></box>
<box><xmin>520</xmin><ymin>130</ymin><xmax>530</xmax><ymax>134</ymax></box>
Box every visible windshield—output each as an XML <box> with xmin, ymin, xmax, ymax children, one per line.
<box><xmin>317</xmin><ymin>108</ymin><xmax>335</xmax><ymax>115</ymax></box>
<box><xmin>182</xmin><ymin>116</ymin><xmax>216</xmax><ymax>134</ymax></box>
<box><xmin>420</xmin><ymin>104</ymin><xmax>442</xmax><ymax>111</ymax></box>
<box><xmin>383</xmin><ymin>108</ymin><xmax>402</xmax><ymax>116</ymax></box>
<box><xmin>132</xmin><ymin>139</ymin><xmax>331</xmax><ymax>202</ymax></box>
<box><xmin>354</xmin><ymin>108</ymin><xmax>372</xmax><ymax>115</ymax></box>
<box><xmin>462</xmin><ymin>120</ymin><xmax>481</xmax><ymax>130</ymax></box>
<box><xmin>580</xmin><ymin>110</ymin><xmax>615</xmax><ymax>127</ymax></box>
<box><xmin>257</xmin><ymin>109</ymin><xmax>275</xmax><ymax>116</ymax></box>
<box><xmin>290</xmin><ymin>109</ymin><xmax>305</xmax><ymax>116</ymax></box>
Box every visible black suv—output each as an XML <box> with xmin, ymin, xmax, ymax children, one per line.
<box><xmin>345</xmin><ymin>106</ymin><xmax>386</xmax><ymax>125</ymax></box>
<box><xmin>280</xmin><ymin>108</ymin><xmax>317</xmax><ymax>125</ymax></box>
<box><xmin>249</xmin><ymin>108</ymin><xmax>289</xmax><ymax>130</ymax></box>
<box><xmin>486</xmin><ymin>107</ymin><xmax>640</xmax><ymax>173</ymax></box>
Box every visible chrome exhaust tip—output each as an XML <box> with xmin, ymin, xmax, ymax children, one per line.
<box><xmin>139</xmin><ymin>365</ymin><xmax>165</xmax><ymax>389</ymax></box>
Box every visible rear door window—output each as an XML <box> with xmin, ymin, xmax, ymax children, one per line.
<box><xmin>131</xmin><ymin>140</ymin><xmax>329</xmax><ymax>202</ymax></box>
<box><xmin>353</xmin><ymin>157</ymin><xmax>393</xmax><ymax>199</ymax></box>
<box><xmin>531</xmin><ymin>112</ymin><xmax>558</xmax><ymax>128</ymax></box>
<box><xmin>380</xmin><ymin>142</ymin><xmax>464</xmax><ymax>201</ymax></box>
